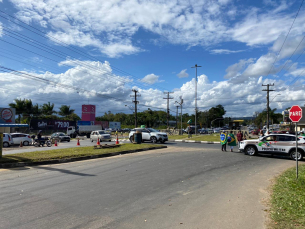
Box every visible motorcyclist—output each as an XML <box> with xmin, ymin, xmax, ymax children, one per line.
<box><xmin>37</xmin><ymin>130</ymin><xmax>43</xmax><ymax>146</ymax></box>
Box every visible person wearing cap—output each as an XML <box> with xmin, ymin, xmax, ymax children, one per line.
<box><xmin>220</xmin><ymin>131</ymin><xmax>227</xmax><ymax>151</ymax></box>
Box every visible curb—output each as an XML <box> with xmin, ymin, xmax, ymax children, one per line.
<box><xmin>170</xmin><ymin>140</ymin><xmax>220</xmax><ymax>144</ymax></box>
<box><xmin>0</xmin><ymin>146</ymin><xmax>168</xmax><ymax>168</ymax></box>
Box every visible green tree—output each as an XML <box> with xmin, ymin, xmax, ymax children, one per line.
<box><xmin>58</xmin><ymin>105</ymin><xmax>75</xmax><ymax>117</ymax></box>
<box><xmin>41</xmin><ymin>102</ymin><xmax>56</xmax><ymax>116</ymax></box>
<box><xmin>9</xmin><ymin>98</ymin><xmax>26</xmax><ymax>123</ymax></box>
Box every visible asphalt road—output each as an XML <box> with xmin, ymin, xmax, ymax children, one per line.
<box><xmin>0</xmin><ymin>142</ymin><xmax>296</xmax><ymax>229</ymax></box>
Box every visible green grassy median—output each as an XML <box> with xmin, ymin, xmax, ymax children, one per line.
<box><xmin>0</xmin><ymin>144</ymin><xmax>164</xmax><ymax>164</ymax></box>
<box><xmin>270</xmin><ymin>165</ymin><xmax>305</xmax><ymax>228</ymax></box>
<box><xmin>168</xmin><ymin>134</ymin><xmax>221</xmax><ymax>142</ymax></box>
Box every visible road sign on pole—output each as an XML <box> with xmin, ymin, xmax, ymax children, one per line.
<box><xmin>289</xmin><ymin>105</ymin><xmax>303</xmax><ymax>179</ymax></box>
<box><xmin>289</xmin><ymin>105</ymin><xmax>302</xmax><ymax>122</ymax></box>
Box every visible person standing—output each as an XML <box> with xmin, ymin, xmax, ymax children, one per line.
<box><xmin>220</xmin><ymin>131</ymin><xmax>227</xmax><ymax>151</ymax></box>
<box><xmin>236</xmin><ymin>131</ymin><xmax>243</xmax><ymax>148</ymax></box>
<box><xmin>227</xmin><ymin>131</ymin><xmax>237</xmax><ymax>152</ymax></box>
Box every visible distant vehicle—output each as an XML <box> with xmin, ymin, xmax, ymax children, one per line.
<box><xmin>121</xmin><ymin>128</ymin><xmax>131</xmax><ymax>133</ymax></box>
<box><xmin>10</xmin><ymin>133</ymin><xmax>32</xmax><ymax>146</ymax></box>
<box><xmin>90</xmin><ymin>130</ymin><xmax>111</xmax><ymax>142</ymax></box>
<box><xmin>50</xmin><ymin>132</ymin><xmax>71</xmax><ymax>142</ymax></box>
<box><xmin>185</xmin><ymin>125</ymin><xmax>201</xmax><ymax>134</ymax></box>
<box><xmin>199</xmin><ymin>128</ymin><xmax>208</xmax><ymax>134</ymax></box>
<box><xmin>129</xmin><ymin>128</ymin><xmax>168</xmax><ymax>143</ymax></box>
<box><xmin>67</xmin><ymin>125</ymin><xmax>101</xmax><ymax>138</ymax></box>
<box><xmin>3</xmin><ymin>133</ymin><xmax>13</xmax><ymax>147</ymax></box>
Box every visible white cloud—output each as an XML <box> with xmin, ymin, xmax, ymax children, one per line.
<box><xmin>177</xmin><ymin>69</ymin><xmax>189</xmax><ymax>78</ymax></box>
<box><xmin>1</xmin><ymin>60</ymin><xmax>305</xmax><ymax>117</ymax></box>
<box><xmin>0</xmin><ymin>22</ymin><xmax>3</xmax><ymax>37</ymax></box>
<box><xmin>139</xmin><ymin>74</ymin><xmax>160</xmax><ymax>84</ymax></box>
<box><xmin>210</xmin><ymin>49</ymin><xmax>244</xmax><ymax>54</ymax></box>
<box><xmin>271</xmin><ymin>35</ymin><xmax>305</xmax><ymax>59</ymax></box>
<box><xmin>230</xmin><ymin>8</ymin><xmax>305</xmax><ymax>46</ymax></box>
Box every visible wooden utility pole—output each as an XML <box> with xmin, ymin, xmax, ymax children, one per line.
<box><xmin>262</xmin><ymin>84</ymin><xmax>274</xmax><ymax>131</ymax></box>
<box><xmin>131</xmin><ymin>89</ymin><xmax>140</xmax><ymax>128</ymax></box>
<box><xmin>163</xmin><ymin>92</ymin><xmax>174</xmax><ymax>128</ymax></box>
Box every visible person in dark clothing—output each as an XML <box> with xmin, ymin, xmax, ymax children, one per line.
<box><xmin>37</xmin><ymin>130</ymin><xmax>43</xmax><ymax>146</ymax></box>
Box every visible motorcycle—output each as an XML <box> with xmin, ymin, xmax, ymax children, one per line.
<box><xmin>33</xmin><ymin>136</ymin><xmax>52</xmax><ymax>147</ymax></box>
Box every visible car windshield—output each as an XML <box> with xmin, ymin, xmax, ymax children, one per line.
<box><xmin>147</xmin><ymin>128</ymin><xmax>158</xmax><ymax>132</ymax></box>
<box><xmin>59</xmin><ymin>133</ymin><xmax>65</xmax><ymax>136</ymax></box>
<box><xmin>99</xmin><ymin>131</ymin><xmax>105</xmax><ymax>134</ymax></box>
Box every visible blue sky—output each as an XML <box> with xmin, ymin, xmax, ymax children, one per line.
<box><xmin>0</xmin><ymin>0</ymin><xmax>305</xmax><ymax>118</ymax></box>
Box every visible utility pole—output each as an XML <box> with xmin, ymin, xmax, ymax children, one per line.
<box><xmin>176</xmin><ymin>105</ymin><xmax>180</xmax><ymax>128</ymax></box>
<box><xmin>191</xmin><ymin>64</ymin><xmax>201</xmax><ymax>135</ymax></box>
<box><xmin>163</xmin><ymin>92</ymin><xmax>174</xmax><ymax>128</ymax></box>
<box><xmin>131</xmin><ymin>89</ymin><xmax>140</xmax><ymax>128</ymax></box>
<box><xmin>175</xmin><ymin>96</ymin><xmax>183</xmax><ymax>135</ymax></box>
<box><xmin>262</xmin><ymin>84</ymin><xmax>274</xmax><ymax>131</ymax></box>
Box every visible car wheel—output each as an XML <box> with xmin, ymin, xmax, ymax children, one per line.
<box><xmin>290</xmin><ymin>149</ymin><xmax>303</xmax><ymax>161</ymax></box>
<box><xmin>245</xmin><ymin>145</ymin><xmax>257</xmax><ymax>156</ymax></box>
<box><xmin>3</xmin><ymin>142</ymin><xmax>9</xmax><ymax>147</ymax></box>
<box><xmin>151</xmin><ymin>136</ymin><xmax>157</xmax><ymax>143</ymax></box>
<box><xmin>67</xmin><ymin>140</ymin><xmax>70</xmax><ymax>142</ymax></box>
<box><xmin>23</xmin><ymin>141</ymin><xmax>29</xmax><ymax>146</ymax></box>
<box><xmin>47</xmin><ymin>141</ymin><xmax>52</xmax><ymax>147</ymax></box>
<box><xmin>129</xmin><ymin>137</ymin><xmax>134</xmax><ymax>143</ymax></box>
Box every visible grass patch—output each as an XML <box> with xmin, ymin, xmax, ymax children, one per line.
<box><xmin>0</xmin><ymin>144</ymin><xmax>164</xmax><ymax>164</ymax></box>
<box><xmin>270</xmin><ymin>165</ymin><xmax>305</xmax><ymax>228</ymax></box>
<box><xmin>168</xmin><ymin>134</ymin><xmax>221</xmax><ymax>142</ymax></box>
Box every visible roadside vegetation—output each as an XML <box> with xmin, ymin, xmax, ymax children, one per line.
<box><xmin>0</xmin><ymin>144</ymin><xmax>164</xmax><ymax>164</ymax></box>
<box><xmin>270</xmin><ymin>165</ymin><xmax>305</xmax><ymax>229</ymax></box>
<box><xmin>168</xmin><ymin>134</ymin><xmax>221</xmax><ymax>142</ymax></box>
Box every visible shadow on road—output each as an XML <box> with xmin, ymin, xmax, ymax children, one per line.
<box><xmin>36</xmin><ymin>166</ymin><xmax>96</xmax><ymax>177</ymax></box>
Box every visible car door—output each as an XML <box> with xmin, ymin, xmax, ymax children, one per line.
<box><xmin>257</xmin><ymin>135</ymin><xmax>277</xmax><ymax>152</ymax></box>
<box><xmin>11</xmin><ymin>134</ymin><xmax>21</xmax><ymax>144</ymax></box>
<box><xmin>141</xmin><ymin>129</ymin><xmax>150</xmax><ymax>140</ymax></box>
<box><xmin>277</xmin><ymin>135</ymin><xmax>296</xmax><ymax>154</ymax></box>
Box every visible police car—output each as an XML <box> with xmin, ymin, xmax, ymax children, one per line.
<box><xmin>239</xmin><ymin>133</ymin><xmax>305</xmax><ymax>160</ymax></box>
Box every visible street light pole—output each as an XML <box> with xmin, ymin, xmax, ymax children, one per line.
<box><xmin>192</xmin><ymin>64</ymin><xmax>201</xmax><ymax>135</ymax></box>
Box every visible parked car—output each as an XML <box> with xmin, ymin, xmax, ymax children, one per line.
<box><xmin>199</xmin><ymin>128</ymin><xmax>208</xmax><ymax>134</ymax></box>
<box><xmin>121</xmin><ymin>128</ymin><xmax>131</xmax><ymax>133</ymax></box>
<box><xmin>50</xmin><ymin>132</ymin><xmax>71</xmax><ymax>142</ymax></box>
<box><xmin>129</xmin><ymin>128</ymin><xmax>168</xmax><ymax>143</ymax></box>
<box><xmin>10</xmin><ymin>133</ymin><xmax>32</xmax><ymax>146</ymax></box>
<box><xmin>3</xmin><ymin>133</ymin><xmax>13</xmax><ymax>147</ymax></box>
<box><xmin>90</xmin><ymin>130</ymin><xmax>111</xmax><ymax>142</ymax></box>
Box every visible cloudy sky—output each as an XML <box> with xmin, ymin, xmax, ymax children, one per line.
<box><xmin>0</xmin><ymin>0</ymin><xmax>305</xmax><ymax>119</ymax></box>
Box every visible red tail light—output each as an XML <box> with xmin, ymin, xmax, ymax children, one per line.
<box><xmin>8</xmin><ymin>136</ymin><xmax>11</xmax><ymax>141</ymax></box>
<box><xmin>28</xmin><ymin>135</ymin><xmax>31</xmax><ymax>138</ymax></box>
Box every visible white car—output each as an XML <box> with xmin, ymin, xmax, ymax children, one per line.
<box><xmin>10</xmin><ymin>133</ymin><xmax>32</xmax><ymax>146</ymax></box>
<box><xmin>90</xmin><ymin>130</ymin><xmax>111</xmax><ymax>142</ymax></box>
<box><xmin>239</xmin><ymin>133</ymin><xmax>305</xmax><ymax>160</ymax></box>
<box><xmin>3</xmin><ymin>133</ymin><xmax>14</xmax><ymax>147</ymax></box>
<box><xmin>129</xmin><ymin>128</ymin><xmax>168</xmax><ymax>143</ymax></box>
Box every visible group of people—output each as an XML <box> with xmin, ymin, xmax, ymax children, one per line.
<box><xmin>220</xmin><ymin>130</ymin><xmax>245</xmax><ymax>152</ymax></box>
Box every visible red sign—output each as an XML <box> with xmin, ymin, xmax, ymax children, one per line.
<box><xmin>289</xmin><ymin>105</ymin><xmax>302</xmax><ymax>122</ymax></box>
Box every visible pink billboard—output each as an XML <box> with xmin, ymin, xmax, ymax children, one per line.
<box><xmin>82</xmin><ymin>105</ymin><xmax>96</xmax><ymax>122</ymax></box>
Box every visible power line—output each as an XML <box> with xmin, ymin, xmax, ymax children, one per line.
<box><xmin>266</xmin><ymin>0</ymin><xmax>304</xmax><ymax>77</ymax></box>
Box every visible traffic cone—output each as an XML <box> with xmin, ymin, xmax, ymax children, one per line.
<box><xmin>77</xmin><ymin>139</ymin><xmax>80</xmax><ymax>146</ymax></box>
<box><xmin>97</xmin><ymin>138</ymin><xmax>100</xmax><ymax>145</ymax></box>
<box><xmin>115</xmin><ymin>135</ymin><xmax>119</xmax><ymax>145</ymax></box>
<box><xmin>54</xmin><ymin>140</ymin><xmax>58</xmax><ymax>146</ymax></box>
<box><xmin>19</xmin><ymin>141</ymin><xmax>23</xmax><ymax>147</ymax></box>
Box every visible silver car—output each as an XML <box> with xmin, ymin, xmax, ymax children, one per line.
<box><xmin>90</xmin><ymin>130</ymin><xmax>111</xmax><ymax>142</ymax></box>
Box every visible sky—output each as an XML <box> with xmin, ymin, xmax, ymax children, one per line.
<box><xmin>0</xmin><ymin>0</ymin><xmax>305</xmax><ymax>119</ymax></box>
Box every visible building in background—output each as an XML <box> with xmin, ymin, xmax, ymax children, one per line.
<box><xmin>82</xmin><ymin>105</ymin><xmax>96</xmax><ymax>122</ymax></box>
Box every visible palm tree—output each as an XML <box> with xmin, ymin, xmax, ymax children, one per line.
<box><xmin>58</xmin><ymin>105</ymin><xmax>75</xmax><ymax>117</ymax></box>
<box><xmin>41</xmin><ymin>102</ymin><xmax>56</xmax><ymax>116</ymax></box>
<box><xmin>9</xmin><ymin>98</ymin><xmax>26</xmax><ymax>123</ymax></box>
